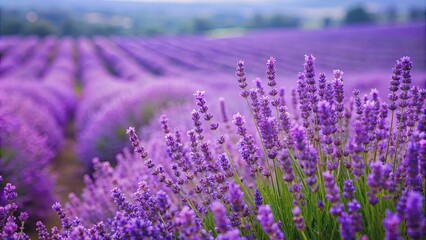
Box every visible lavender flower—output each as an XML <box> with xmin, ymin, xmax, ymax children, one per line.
<box><xmin>236</xmin><ymin>60</ymin><xmax>249</xmax><ymax>98</ymax></box>
<box><xmin>396</xmin><ymin>189</ymin><xmax>409</xmax><ymax>219</ymax></box>
<box><xmin>278</xmin><ymin>106</ymin><xmax>293</xmax><ymax>148</ymax></box>
<box><xmin>318</xmin><ymin>100</ymin><xmax>337</xmax><ymax>154</ymax></box>
<box><xmin>250</xmin><ymin>89</ymin><xmax>262</xmax><ymax>123</ymax></box>
<box><xmin>383</xmin><ymin>210</ymin><xmax>402</xmax><ymax>240</ymax></box>
<box><xmin>210</xmin><ymin>201</ymin><xmax>232</xmax><ymax>234</ymax></box>
<box><xmin>257</xmin><ymin>205</ymin><xmax>285</xmax><ymax>240</ymax></box>
<box><xmin>338</xmin><ymin>212</ymin><xmax>356</xmax><ymax>240</ymax></box>
<box><xmin>343</xmin><ymin>180</ymin><xmax>356</xmax><ymax>201</ymax></box>
<box><xmin>405</xmin><ymin>191</ymin><xmax>425</xmax><ymax>239</ymax></box>
<box><xmin>292</xmin><ymin>205</ymin><xmax>305</xmax><ymax>232</ymax></box>
<box><xmin>36</xmin><ymin>221</ymin><xmax>50</xmax><ymax>240</ymax></box>
<box><xmin>279</xmin><ymin>149</ymin><xmax>294</xmax><ymax>183</ymax></box>
<box><xmin>353</xmin><ymin>90</ymin><xmax>363</xmax><ymax>119</ymax></box>
<box><xmin>259</xmin><ymin>116</ymin><xmax>279</xmax><ymax>159</ymax></box>
<box><xmin>52</xmin><ymin>202</ymin><xmax>72</xmax><ymax>232</ymax></box>
<box><xmin>266</xmin><ymin>57</ymin><xmax>279</xmax><ymax>101</ymax></box>
<box><xmin>404</xmin><ymin>140</ymin><xmax>421</xmax><ymax>191</ymax></box>
<box><xmin>347</xmin><ymin>200</ymin><xmax>363</xmax><ymax>233</ymax></box>
<box><xmin>160</xmin><ymin>114</ymin><xmax>171</xmax><ymax>134</ymax></box>
<box><xmin>367</xmin><ymin>162</ymin><xmax>392</xmax><ymax>205</ymax></box>
<box><xmin>3</xmin><ymin>184</ymin><xmax>17</xmax><ymax>201</ymax></box>
<box><xmin>233</xmin><ymin>113</ymin><xmax>260</xmax><ymax>173</ymax></box>
<box><xmin>175</xmin><ymin>206</ymin><xmax>202</xmax><ymax>239</ymax></box>
<box><xmin>228</xmin><ymin>182</ymin><xmax>248</xmax><ymax>217</ymax></box>
<box><xmin>318</xmin><ymin>73</ymin><xmax>327</xmax><ymax>101</ymax></box>
<box><xmin>323</xmin><ymin>171</ymin><xmax>343</xmax><ymax>216</ymax></box>
<box><xmin>398</xmin><ymin>56</ymin><xmax>412</xmax><ymax>109</ymax></box>
<box><xmin>254</xmin><ymin>78</ymin><xmax>265</xmax><ymax>97</ymax></box>
<box><xmin>333</xmin><ymin>69</ymin><xmax>344</xmax><ymax>112</ymax></box>
<box><xmin>304</xmin><ymin>55</ymin><xmax>317</xmax><ymax>106</ymax></box>
<box><xmin>388</xmin><ymin>59</ymin><xmax>403</xmax><ymax>111</ymax></box>
<box><xmin>420</xmin><ymin>139</ymin><xmax>426</xmax><ymax>180</ymax></box>
<box><xmin>297</xmin><ymin>72</ymin><xmax>311</xmax><ymax>129</ymax></box>
<box><xmin>254</xmin><ymin>189</ymin><xmax>263</xmax><ymax>210</ymax></box>
<box><xmin>216</xmin><ymin>229</ymin><xmax>243</xmax><ymax>240</ymax></box>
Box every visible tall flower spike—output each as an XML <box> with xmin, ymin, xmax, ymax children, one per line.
<box><xmin>126</xmin><ymin>127</ymin><xmax>154</xmax><ymax>168</ymax></box>
<box><xmin>383</xmin><ymin>210</ymin><xmax>402</xmax><ymax>240</ymax></box>
<box><xmin>343</xmin><ymin>180</ymin><xmax>356</xmax><ymax>201</ymax></box>
<box><xmin>266</xmin><ymin>57</ymin><xmax>279</xmax><ymax>101</ymax></box>
<box><xmin>236</xmin><ymin>60</ymin><xmax>249</xmax><ymax>98</ymax></box>
<box><xmin>347</xmin><ymin>200</ymin><xmax>363</xmax><ymax>233</ymax></box>
<box><xmin>333</xmin><ymin>70</ymin><xmax>345</xmax><ymax>120</ymax></box>
<box><xmin>405</xmin><ymin>140</ymin><xmax>421</xmax><ymax>191</ymax></box>
<box><xmin>353</xmin><ymin>90</ymin><xmax>363</xmax><ymax>119</ymax></box>
<box><xmin>304</xmin><ymin>55</ymin><xmax>318</xmax><ymax>118</ymax></box>
<box><xmin>405</xmin><ymin>191</ymin><xmax>425</xmax><ymax>240</ymax></box>
<box><xmin>254</xmin><ymin>189</ymin><xmax>263</xmax><ymax>209</ymax></box>
<box><xmin>297</xmin><ymin>72</ymin><xmax>311</xmax><ymax>129</ymax></box>
<box><xmin>318</xmin><ymin>73</ymin><xmax>327</xmax><ymax>101</ymax></box>
<box><xmin>211</xmin><ymin>201</ymin><xmax>232</xmax><ymax>234</ymax></box>
<box><xmin>280</xmin><ymin>149</ymin><xmax>294</xmax><ymax>183</ymax></box>
<box><xmin>338</xmin><ymin>212</ymin><xmax>356</xmax><ymax>240</ymax></box>
<box><xmin>250</xmin><ymin>89</ymin><xmax>262</xmax><ymax>122</ymax></box>
<box><xmin>228</xmin><ymin>181</ymin><xmax>248</xmax><ymax>215</ymax></box>
<box><xmin>318</xmin><ymin>100</ymin><xmax>337</xmax><ymax>155</ymax></box>
<box><xmin>388</xmin><ymin>59</ymin><xmax>403</xmax><ymax>111</ymax></box>
<box><xmin>175</xmin><ymin>206</ymin><xmax>202</xmax><ymax>238</ymax></box>
<box><xmin>233</xmin><ymin>113</ymin><xmax>260</xmax><ymax>173</ymax></box>
<box><xmin>160</xmin><ymin>114</ymin><xmax>170</xmax><ymax>134</ymax></box>
<box><xmin>420</xmin><ymin>139</ymin><xmax>426</xmax><ymax>180</ymax></box>
<box><xmin>52</xmin><ymin>202</ymin><xmax>72</xmax><ymax>232</ymax></box>
<box><xmin>191</xmin><ymin>109</ymin><xmax>204</xmax><ymax>140</ymax></box>
<box><xmin>255</xmin><ymin>78</ymin><xmax>265</xmax><ymax>96</ymax></box>
<box><xmin>398</xmin><ymin>56</ymin><xmax>412</xmax><ymax>109</ymax></box>
<box><xmin>323</xmin><ymin>171</ymin><xmax>343</xmax><ymax>216</ymax></box>
<box><xmin>257</xmin><ymin>205</ymin><xmax>285</xmax><ymax>240</ymax></box>
<box><xmin>292</xmin><ymin>205</ymin><xmax>305</xmax><ymax>232</ymax></box>
<box><xmin>278</xmin><ymin>105</ymin><xmax>293</xmax><ymax>148</ymax></box>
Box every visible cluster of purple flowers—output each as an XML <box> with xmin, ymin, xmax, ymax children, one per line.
<box><xmin>1</xmin><ymin>54</ymin><xmax>425</xmax><ymax>240</ymax></box>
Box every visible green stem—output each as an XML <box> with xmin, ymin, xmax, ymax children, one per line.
<box><xmin>384</xmin><ymin>109</ymin><xmax>395</xmax><ymax>163</ymax></box>
<box><xmin>301</xmin><ymin>231</ymin><xmax>308</xmax><ymax>240</ymax></box>
<box><xmin>392</xmin><ymin>107</ymin><xmax>404</xmax><ymax>171</ymax></box>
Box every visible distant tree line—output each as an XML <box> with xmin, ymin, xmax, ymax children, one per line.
<box><xmin>0</xmin><ymin>5</ymin><xmax>424</xmax><ymax>37</ymax></box>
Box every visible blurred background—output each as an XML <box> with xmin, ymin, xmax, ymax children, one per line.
<box><xmin>1</xmin><ymin>0</ymin><xmax>425</xmax><ymax>37</ymax></box>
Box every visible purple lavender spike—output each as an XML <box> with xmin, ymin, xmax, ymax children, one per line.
<box><xmin>236</xmin><ymin>60</ymin><xmax>249</xmax><ymax>98</ymax></box>
<box><xmin>405</xmin><ymin>191</ymin><xmax>425</xmax><ymax>239</ymax></box>
<box><xmin>257</xmin><ymin>205</ymin><xmax>285</xmax><ymax>240</ymax></box>
<box><xmin>383</xmin><ymin>210</ymin><xmax>402</xmax><ymax>240</ymax></box>
<box><xmin>210</xmin><ymin>201</ymin><xmax>232</xmax><ymax>234</ymax></box>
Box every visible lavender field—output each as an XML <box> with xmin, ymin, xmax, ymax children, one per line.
<box><xmin>1</xmin><ymin>22</ymin><xmax>426</xmax><ymax>239</ymax></box>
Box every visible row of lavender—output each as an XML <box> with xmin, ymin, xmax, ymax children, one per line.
<box><xmin>0</xmin><ymin>38</ymin><xmax>76</xmax><ymax>220</ymax></box>
<box><xmin>2</xmin><ymin>53</ymin><xmax>425</xmax><ymax>239</ymax></box>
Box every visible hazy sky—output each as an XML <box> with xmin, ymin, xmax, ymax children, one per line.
<box><xmin>111</xmin><ymin>0</ymin><xmax>269</xmax><ymax>2</ymax></box>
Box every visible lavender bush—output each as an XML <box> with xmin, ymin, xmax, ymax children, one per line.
<box><xmin>2</xmin><ymin>55</ymin><xmax>424</xmax><ymax>239</ymax></box>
